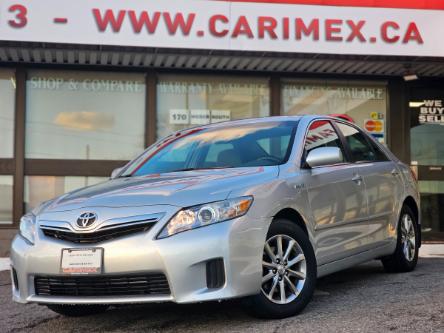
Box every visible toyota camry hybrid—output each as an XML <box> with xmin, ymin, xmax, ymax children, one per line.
<box><xmin>11</xmin><ymin>115</ymin><xmax>420</xmax><ymax>319</ymax></box>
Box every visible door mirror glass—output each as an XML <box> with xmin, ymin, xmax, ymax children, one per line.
<box><xmin>306</xmin><ymin>147</ymin><xmax>343</xmax><ymax>168</ymax></box>
<box><xmin>110</xmin><ymin>167</ymin><xmax>123</xmax><ymax>179</ymax></box>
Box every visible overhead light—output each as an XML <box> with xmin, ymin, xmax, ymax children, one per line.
<box><xmin>403</xmin><ymin>73</ymin><xmax>419</xmax><ymax>81</ymax></box>
<box><xmin>403</xmin><ymin>64</ymin><xmax>418</xmax><ymax>81</ymax></box>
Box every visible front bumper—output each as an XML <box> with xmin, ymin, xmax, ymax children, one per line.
<box><xmin>11</xmin><ymin>210</ymin><xmax>270</xmax><ymax>305</ymax></box>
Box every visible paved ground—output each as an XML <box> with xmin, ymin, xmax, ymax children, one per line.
<box><xmin>2</xmin><ymin>246</ymin><xmax>444</xmax><ymax>333</ymax></box>
<box><xmin>0</xmin><ymin>257</ymin><xmax>10</xmax><ymax>271</ymax></box>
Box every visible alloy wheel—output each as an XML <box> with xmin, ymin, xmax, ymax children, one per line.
<box><xmin>400</xmin><ymin>214</ymin><xmax>416</xmax><ymax>262</ymax></box>
<box><xmin>261</xmin><ymin>234</ymin><xmax>307</xmax><ymax>304</ymax></box>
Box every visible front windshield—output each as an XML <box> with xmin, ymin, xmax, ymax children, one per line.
<box><xmin>121</xmin><ymin>121</ymin><xmax>298</xmax><ymax>177</ymax></box>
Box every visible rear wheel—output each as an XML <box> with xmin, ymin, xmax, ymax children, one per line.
<box><xmin>245</xmin><ymin>219</ymin><xmax>316</xmax><ymax>319</ymax></box>
<box><xmin>381</xmin><ymin>205</ymin><xmax>418</xmax><ymax>273</ymax></box>
<box><xmin>46</xmin><ymin>304</ymin><xmax>109</xmax><ymax>317</ymax></box>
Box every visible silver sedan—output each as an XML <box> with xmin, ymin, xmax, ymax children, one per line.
<box><xmin>11</xmin><ymin>115</ymin><xmax>420</xmax><ymax>318</ymax></box>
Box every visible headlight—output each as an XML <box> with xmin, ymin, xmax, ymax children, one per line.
<box><xmin>19</xmin><ymin>214</ymin><xmax>36</xmax><ymax>245</ymax></box>
<box><xmin>158</xmin><ymin>196</ymin><xmax>253</xmax><ymax>239</ymax></box>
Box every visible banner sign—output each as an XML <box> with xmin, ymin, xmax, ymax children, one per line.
<box><xmin>411</xmin><ymin>100</ymin><xmax>444</xmax><ymax>125</ymax></box>
<box><xmin>224</xmin><ymin>1</ymin><xmax>444</xmax><ymax>11</ymax></box>
<box><xmin>0</xmin><ymin>0</ymin><xmax>443</xmax><ymax>57</ymax></box>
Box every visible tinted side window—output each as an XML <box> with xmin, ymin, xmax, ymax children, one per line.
<box><xmin>304</xmin><ymin>120</ymin><xmax>344</xmax><ymax>162</ymax></box>
<box><xmin>336</xmin><ymin>123</ymin><xmax>375</xmax><ymax>162</ymax></box>
<box><xmin>368</xmin><ymin>140</ymin><xmax>389</xmax><ymax>162</ymax></box>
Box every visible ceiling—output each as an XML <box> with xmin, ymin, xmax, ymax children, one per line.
<box><xmin>1</xmin><ymin>41</ymin><xmax>444</xmax><ymax>78</ymax></box>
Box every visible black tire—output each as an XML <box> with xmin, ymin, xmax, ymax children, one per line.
<box><xmin>46</xmin><ymin>304</ymin><xmax>109</xmax><ymax>317</ymax></box>
<box><xmin>244</xmin><ymin>219</ymin><xmax>316</xmax><ymax>319</ymax></box>
<box><xmin>381</xmin><ymin>205</ymin><xmax>419</xmax><ymax>273</ymax></box>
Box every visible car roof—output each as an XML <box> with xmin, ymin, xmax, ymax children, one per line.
<box><xmin>178</xmin><ymin>115</ymin><xmax>351</xmax><ymax>130</ymax></box>
<box><xmin>182</xmin><ymin>115</ymin><xmax>322</xmax><ymax>129</ymax></box>
<box><xmin>164</xmin><ymin>115</ymin><xmax>359</xmax><ymax>141</ymax></box>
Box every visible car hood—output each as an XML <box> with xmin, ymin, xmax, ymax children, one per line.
<box><xmin>41</xmin><ymin>166</ymin><xmax>279</xmax><ymax>213</ymax></box>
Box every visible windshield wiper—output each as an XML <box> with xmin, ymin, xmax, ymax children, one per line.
<box><xmin>118</xmin><ymin>174</ymin><xmax>133</xmax><ymax>178</ymax></box>
<box><xmin>170</xmin><ymin>166</ymin><xmax>232</xmax><ymax>173</ymax></box>
<box><xmin>119</xmin><ymin>166</ymin><xmax>232</xmax><ymax>178</ymax></box>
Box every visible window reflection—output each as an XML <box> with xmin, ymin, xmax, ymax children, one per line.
<box><xmin>282</xmin><ymin>80</ymin><xmax>387</xmax><ymax>144</ymax></box>
<box><xmin>157</xmin><ymin>75</ymin><xmax>270</xmax><ymax>138</ymax></box>
<box><xmin>25</xmin><ymin>70</ymin><xmax>146</xmax><ymax>160</ymax></box>
<box><xmin>0</xmin><ymin>69</ymin><xmax>16</xmax><ymax>158</ymax></box>
<box><xmin>24</xmin><ymin>176</ymin><xmax>107</xmax><ymax>212</ymax></box>
<box><xmin>0</xmin><ymin>176</ymin><xmax>13</xmax><ymax>224</ymax></box>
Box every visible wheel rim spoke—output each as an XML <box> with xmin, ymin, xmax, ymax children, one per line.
<box><xmin>287</xmin><ymin>269</ymin><xmax>306</xmax><ymax>280</ymax></box>
<box><xmin>287</xmin><ymin>254</ymin><xmax>305</xmax><ymax>268</ymax></box>
<box><xmin>284</xmin><ymin>276</ymin><xmax>299</xmax><ymax>296</ymax></box>
<box><xmin>277</xmin><ymin>236</ymin><xmax>284</xmax><ymax>259</ymax></box>
<box><xmin>263</xmin><ymin>261</ymin><xmax>277</xmax><ymax>269</ymax></box>
<box><xmin>268</xmin><ymin>277</ymin><xmax>278</xmax><ymax>298</ymax></box>
<box><xmin>279</xmin><ymin>279</ymin><xmax>286</xmax><ymax>303</ymax></box>
<box><xmin>265</xmin><ymin>243</ymin><xmax>276</xmax><ymax>262</ymax></box>
<box><xmin>403</xmin><ymin>241</ymin><xmax>409</xmax><ymax>259</ymax></box>
<box><xmin>283</xmin><ymin>240</ymin><xmax>295</xmax><ymax>261</ymax></box>
<box><xmin>262</xmin><ymin>271</ymin><xmax>275</xmax><ymax>284</ymax></box>
<box><xmin>402</xmin><ymin>216</ymin><xmax>409</xmax><ymax>235</ymax></box>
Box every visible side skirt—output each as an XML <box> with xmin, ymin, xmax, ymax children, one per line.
<box><xmin>316</xmin><ymin>242</ymin><xmax>396</xmax><ymax>278</ymax></box>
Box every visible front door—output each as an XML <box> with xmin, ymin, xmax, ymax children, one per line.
<box><xmin>410</xmin><ymin>88</ymin><xmax>444</xmax><ymax>241</ymax></box>
<box><xmin>334</xmin><ymin>121</ymin><xmax>403</xmax><ymax>247</ymax></box>
<box><xmin>302</xmin><ymin>120</ymin><xmax>369</xmax><ymax>265</ymax></box>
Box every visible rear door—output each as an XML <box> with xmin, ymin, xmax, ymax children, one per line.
<box><xmin>302</xmin><ymin>120</ymin><xmax>369</xmax><ymax>265</ymax></box>
<box><xmin>335</xmin><ymin>121</ymin><xmax>403</xmax><ymax>247</ymax></box>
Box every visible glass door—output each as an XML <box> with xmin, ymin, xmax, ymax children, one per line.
<box><xmin>410</xmin><ymin>85</ymin><xmax>444</xmax><ymax>241</ymax></box>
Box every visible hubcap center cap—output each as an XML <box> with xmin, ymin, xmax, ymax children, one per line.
<box><xmin>277</xmin><ymin>264</ymin><xmax>286</xmax><ymax>275</ymax></box>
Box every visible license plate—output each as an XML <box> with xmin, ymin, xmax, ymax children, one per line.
<box><xmin>61</xmin><ymin>248</ymin><xmax>103</xmax><ymax>274</ymax></box>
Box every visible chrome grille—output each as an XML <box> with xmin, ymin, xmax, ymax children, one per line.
<box><xmin>41</xmin><ymin>220</ymin><xmax>156</xmax><ymax>244</ymax></box>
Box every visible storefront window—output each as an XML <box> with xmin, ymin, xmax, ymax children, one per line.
<box><xmin>0</xmin><ymin>176</ymin><xmax>13</xmax><ymax>224</ymax></box>
<box><xmin>157</xmin><ymin>75</ymin><xmax>270</xmax><ymax>138</ymax></box>
<box><xmin>282</xmin><ymin>80</ymin><xmax>387</xmax><ymax>144</ymax></box>
<box><xmin>418</xmin><ymin>181</ymin><xmax>444</xmax><ymax>235</ymax></box>
<box><xmin>0</xmin><ymin>69</ymin><xmax>16</xmax><ymax>158</ymax></box>
<box><xmin>24</xmin><ymin>176</ymin><xmax>108</xmax><ymax>212</ymax></box>
<box><xmin>25</xmin><ymin>70</ymin><xmax>146</xmax><ymax>160</ymax></box>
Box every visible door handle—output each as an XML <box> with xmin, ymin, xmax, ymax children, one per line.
<box><xmin>391</xmin><ymin>169</ymin><xmax>400</xmax><ymax>177</ymax></box>
<box><xmin>352</xmin><ymin>174</ymin><xmax>363</xmax><ymax>184</ymax></box>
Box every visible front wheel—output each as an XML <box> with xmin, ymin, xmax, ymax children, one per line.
<box><xmin>46</xmin><ymin>304</ymin><xmax>109</xmax><ymax>317</ymax></box>
<box><xmin>244</xmin><ymin>219</ymin><xmax>316</xmax><ymax>319</ymax></box>
<box><xmin>381</xmin><ymin>205</ymin><xmax>419</xmax><ymax>273</ymax></box>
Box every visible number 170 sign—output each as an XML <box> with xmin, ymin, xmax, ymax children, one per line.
<box><xmin>169</xmin><ymin>109</ymin><xmax>231</xmax><ymax>125</ymax></box>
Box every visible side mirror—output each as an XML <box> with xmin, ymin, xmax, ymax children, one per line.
<box><xmin>306</xmin><ymin>147</ymin><xmax>343</xmax><ymax>168</ymax></box>
<box><xmin>110</xmin><ymin>167</ymin><xmax>123</xmax><ymax>179</ymax></box>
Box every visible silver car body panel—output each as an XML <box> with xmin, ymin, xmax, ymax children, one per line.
<box><xmin>10</xmin><ymin>115</ymin><xmax>420</xmax><ymax>305</ymax></box>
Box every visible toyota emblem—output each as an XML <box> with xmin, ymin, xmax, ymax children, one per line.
<box><xmin>76</xmin><ymin>212</ymin><xmax>98</xmax><ymax>228</ymax></box>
